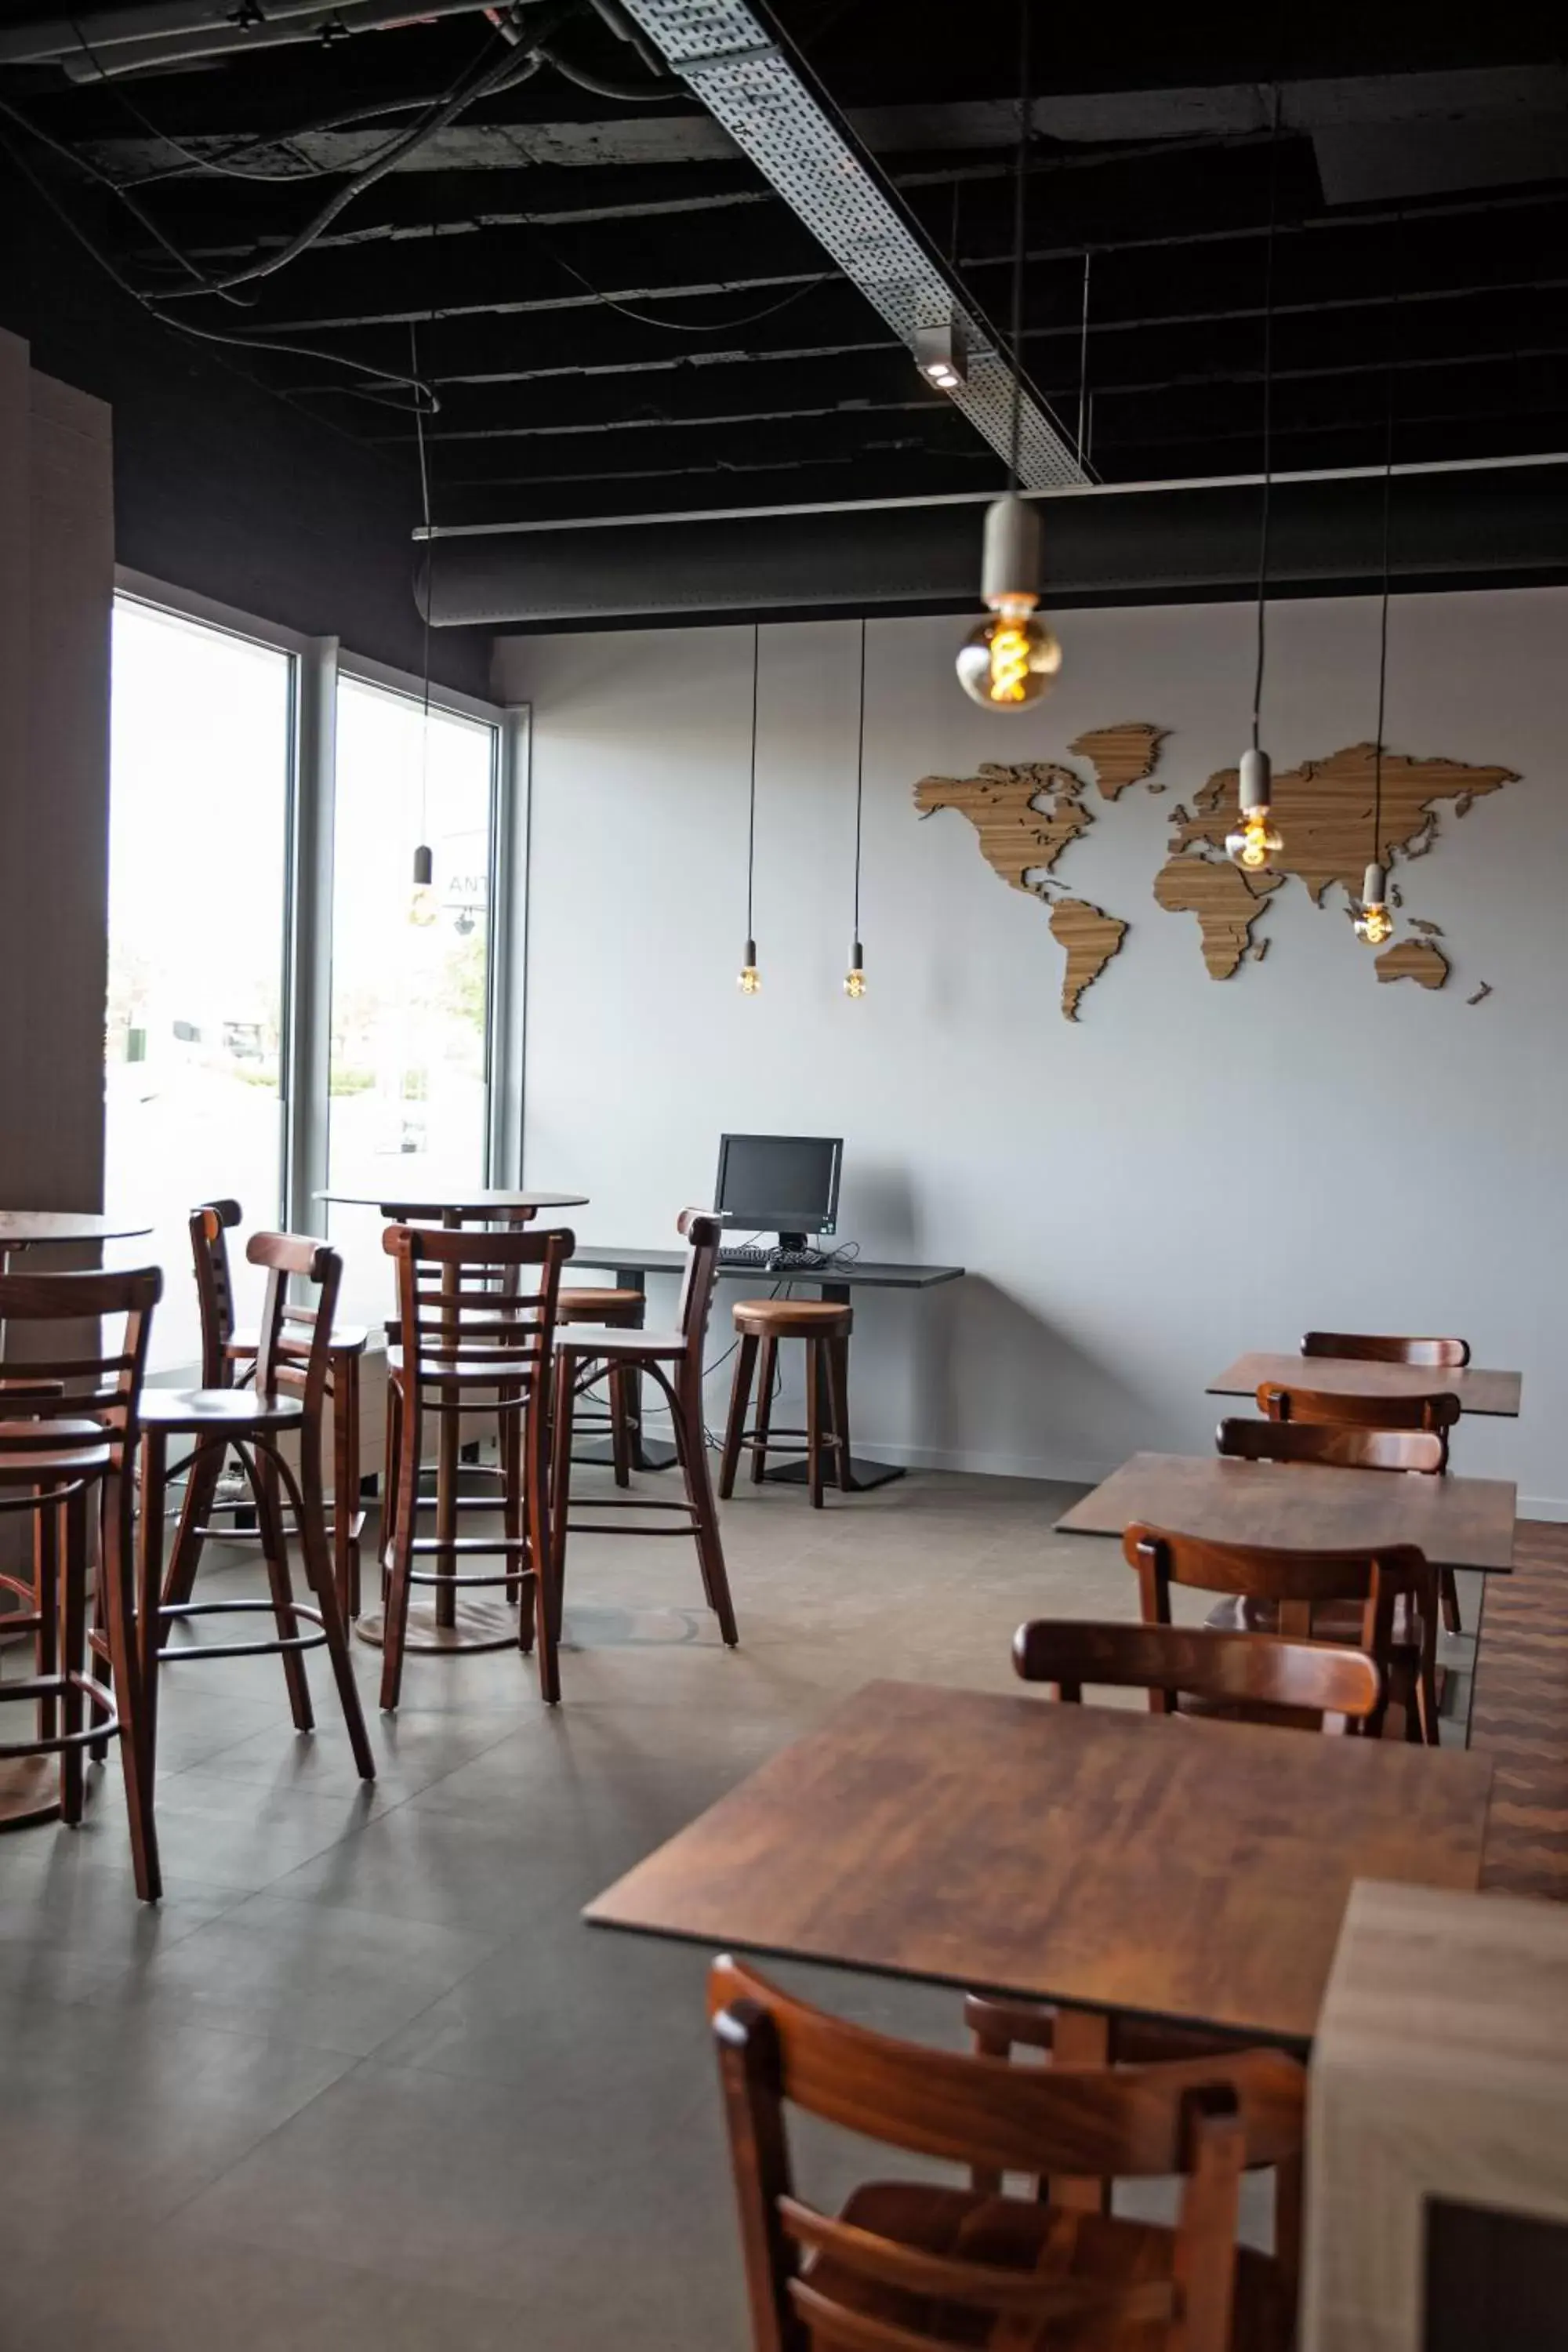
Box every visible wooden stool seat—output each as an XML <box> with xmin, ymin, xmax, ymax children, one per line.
<box><xmin>140</xmin><ymin>1386</ymin><xmax>304</xmax><ymax>1435</ymax></box>
<box><xmin>0</xmin><ymin>1419</ymin><xmax>114</xmax><ymax>1478</ymax></box>
<box><xmin>732</xmin><ymin>1298</ymin><xmax>852</xmax><ymax>1341</ymax></box>
<box><xmin>228</xmin><ymin>1321</ymin><xmax>369</xmax><ymax>1359</ymax></box>
<box><xmin>721</xmin><ymin>1298</ymin><xmax>855</xmax><ymax>1508</ymax></box>
<box><xmin>557</xmin><ymin>1287</ymin><xmax>644</xmax><ymax>1323</ymax></box>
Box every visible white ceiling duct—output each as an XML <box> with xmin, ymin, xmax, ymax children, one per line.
<box><xmin>612</xmin><ymin>0</ymin><xmax>1086</xmax><ymax>492</ymax></box>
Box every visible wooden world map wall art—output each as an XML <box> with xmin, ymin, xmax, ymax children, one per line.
<box><xmin>915</xmin><ymin>729</ymin><xmax>1518</xmax><ymax>1022</ymax></box>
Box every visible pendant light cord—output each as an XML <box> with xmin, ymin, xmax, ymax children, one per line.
<box><xmin>852</xmin><ymin>617</ymin><xmax>867</xmax><ymax>940</ymax></box>
<box><xmin>1372</xmin><ymin>214</ymin><xmax>1403</xmax><ymax>869</ymax></box>
<box><xmin>1007</xmin><ymin>0</ymin><xmax>1030</xmax><ymax>492</ymax></box>
<box><xmin>1250</xmin><ymin>85</ymin><xmax>1283</xmax><ymax>752</ymax></box>
<box><xmin>411</xmin><ymin>315</ymin><xmax>434</xmax><ymax>843</ymax></box>
<box><xmin>745</xmin><ymin>622</ymin><xmax>760</xmax><ymax>941</ymax></box>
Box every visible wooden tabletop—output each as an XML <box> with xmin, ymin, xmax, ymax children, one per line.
<box><xmin>585</xmin><ymin>1679</ymin><xmax>1493</xmax><ymax>2049</ymax></box>
<box><xmin>317</xmin><ymin>1189</ymin><xmax>587</xmax><ymax>1217</ymax></box>
<box><xmin>1056</xmin><ymin>1452</ymin><xmax>1517</xmax><ymax>1573</ymax></box>
<box><xmin>1207</xmin><ymin>1351</ymin><xmax>1522</xmax><ymax>1417</ymax></box>
<box><xmin>0</xmin><ymin>1210</ymin><xmax>152</xmax><ymax>1248</ymax></box>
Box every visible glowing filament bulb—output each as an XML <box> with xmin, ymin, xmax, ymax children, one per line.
<box><xmin>1354</xmin><ymin>862</ymin><xmax>1394</xmax><ymax>946</ymax></box>
<box><xmin>844</xmin><ymin>941</ymin><xmax>866</xmax><ymax>998</ymax></box>
<box><xmin>1225</xmin><ymin>748</ymin><xmax>1283</xmax><ymax>871</ymax></box>
<box><xmin>955</xmin><ymin>499</ymin><xmax>1062</xmax><ymax>711</ymax></box>
<box><xmin>738</xmin><ymin>937</ymin><xmax>760</xmax><ymax>995</ymax></box>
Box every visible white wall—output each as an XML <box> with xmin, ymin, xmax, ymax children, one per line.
<box><xmin>495</xmin><ymin>588</ymin><xmax>1567</xmax><ymax>1513</ymax></box>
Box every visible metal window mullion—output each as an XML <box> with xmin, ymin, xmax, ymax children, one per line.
<box><xmin>486</xmin><ymin>702</ymin><xmax>530</xmax><ymax>1189</ymax></box>
<box><xmin>285</xmin><ymin>633</ymin><xmax>339</xmax><ymax>1234</ymax></box>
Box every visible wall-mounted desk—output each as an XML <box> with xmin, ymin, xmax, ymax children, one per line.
<box><xmin>565</xmin><ymin>1248</ymin><xmax>965</xmax><ymax>1489</ymax></box>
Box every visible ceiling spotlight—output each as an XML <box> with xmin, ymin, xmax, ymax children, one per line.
<box><xmin>914</xmin><ymin>323</ymin><xmax>967</xmax><ymax>394</ymax></box>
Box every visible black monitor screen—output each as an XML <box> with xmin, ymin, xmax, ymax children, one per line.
<box><xmin>714</xmin><ymin>1134</ymin><xmax>841</xmax><ymax>1237</ymax></box>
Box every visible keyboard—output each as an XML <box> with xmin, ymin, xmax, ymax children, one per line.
<box><xmin>717</xmin><ymin>1246</ymin><xmax>771</xmax><ymax>1269</ymax></box>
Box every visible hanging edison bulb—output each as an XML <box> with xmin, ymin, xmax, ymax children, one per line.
<box><xmin>1225</xmin><ymin>748</ymin><xmax>1283</xmax><ymax>871</ymax></box>
<box><xmin>408</xmin><ymin>843</ymin><xmax>438</xmax><ymax>927</ymax></box>
<box><xmin>844</xmin><ymin>940</ymin><xmax>866</xmax><ymax>998</ymax></box>
<box><xmin>738</xmin><ymin>938</ymin><xmax>760</xmax><ymax>995</ymax></box>
<box><xmin>956</xmin><ymin>495</ymin><xmax>1062</xmax><ymax>711</ymax></box>
<box><xmin>1353</xmin><ymin>862</ymin><xmax>1394</xmax><ymax>946</ymax></box>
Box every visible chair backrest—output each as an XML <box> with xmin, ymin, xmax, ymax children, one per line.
<box><xmin>1124</xmin><ymin>1520</ymin><xmax>1429</xmax><ymax>1709</ymax></box>
<box><xmin>1217</xmin><ymin>1415</ymin><xmax>1446</xmax><ymax>1475</ymax></box>
<box><xmin>1259</xmin><ymin>1381</ymin><xmax>1460</xmax><ymax>1466</ymax></box>
<box><xmin>674</xmin><ymin>1208</ymin><xmax>723</xmax><ymax>1345</ymax></box>
<box><xmin>245</xmin><ymin>1231</ymin><xmax>341</xmax><ymax>1424</ymax></box>
<box><xmin>1303</xmin><ymin>1330</ymin><xmax>1469</xmax><ymax>1368</ymax></box>
<box><xmin>0</xmin><ymin>1265</ymin><xmax>161</xmax><ymax>1468</ymax></box>
<box><xmin>709</xmin><ymin>1952</ymin><xmax>1304</xmax><ymax>2352</ymax></box>
<box><xmin>382</xmin><ymin>1221</ymin><xmax>572</xmax><ymax>1392</ymax></box>
<box><xmin>1012</xmin><ymin>1616</ymin><xmax>1384</xmax><ymax>1731</ymax></box>
<box><xmin>189</xmin><ymin>1198</ymin><xmax>243</xmax><ymax>1385</ymax></box>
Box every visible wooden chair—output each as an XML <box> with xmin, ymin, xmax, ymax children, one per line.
<box><xmin>1302</xmin><ymin>1330</ymin><xmax>1469</xmax><ymax>1369</ymax></box>
<box><xmin>719</xmin><ymin>1298</ymin><xmax>852</xmax><ymax>1508</ymax></box>
<box><xmin>551</xmin><ymin>1210</ymin><xmax>739</xmax><ymax>1647</ymax></box>
<box><xmin>1258</xmin><ymin>1381</ymin><xmax>1465</xmax><ymax>1635</ymax></box>
<box><xmin>1216</xmin><ymin>1417</ymin><xmax>1446</xmax><ymax>1475</ymax></box>
<box><xmin>380</xmin><ymin>1220</ymin><xmax>570</xmax><ymax>1708</ymax></box>
<box><xmin>0</xmin><ymin>1265</ymin><xmax>162</xmax><ymax>1900</ymax></box>
<box><xmin>1011</xmin><ymin>1617</ymin><xmax>1384</xmax><ymax>1732</ymax></box>
<box><xmin>1123</xmin><ymin>1522</ymin><xmax>1438</xmax><ymax>1744</ymax></box>
<box><xmin>128</xmin><ymin>1233</ymin><xmax>375</xmax><ymax>1786</ymax></box>
<box><xmin>164</xmin><ymin>1200</ymin><xmax>371</xmax><ymax>1617</ymax></box>
<box><xmin>710</xmin><ymin>1951</ymin><xmax>1303</xmax><ymax>2352</ymax></box>
<box><xmin>557</xmin><ymin>1285</ymin><xmax>646</xmax><ymax>1485</ymax></box>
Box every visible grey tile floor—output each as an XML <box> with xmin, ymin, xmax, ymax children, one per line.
<box><xmin>0</xmin><ymin>1462</ymin><xmax>1398</xmax><ymax>2346</ymax></box>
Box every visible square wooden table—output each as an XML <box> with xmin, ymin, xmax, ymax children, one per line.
<box><xmin>1207</xmin><ymin>1352</ymin><xmax>1522</xmax><ymax>1418</ymax></box>
<box><xmin>1055</xmin><ymin>1453</ymin><xmax>1517</xmax><ymax>1575</ymax></box>
<box><xmin>585</xmin><ymin>1679</ymin><xmax>1494</xmax><ymax>2049</ymax></box>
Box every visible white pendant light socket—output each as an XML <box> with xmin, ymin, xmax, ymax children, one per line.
<box><xmin>1363</xmin><ymin>861</ymin><xmax>1386</xmax><ymax>905</ymax></box>
<box><xmin>1239</xmin><ymin>747</ymin><xmax>1272</xmax><ymax>815</ymax></box>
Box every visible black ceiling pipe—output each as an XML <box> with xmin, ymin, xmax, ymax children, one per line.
<box><xmin>416</xmin><ymin>462</ymin><xmax>1568</xmax><ymax>630</ymax></box>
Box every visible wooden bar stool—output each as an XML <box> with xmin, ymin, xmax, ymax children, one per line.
<box><xmin>163</xmin><ymin>1201</ymin><xmax>369</xmax><ymax>1619</ymax></box>
<box><xmin>557</xmin><ymin>1286</ymin><xmax>645</xmax><ymax>1485</ymax></box>
<box><xmin>380</xmin><ymin>1221</ymin><xmax>569</xmax><ymax>1708</ymax></box>
<box><xmin>0</xmin><ymin>1265</ymin><xmax>162</xmax><ymax>1900</ymax></box>
<box><xmin>550</xmin><ymin>1210</ymin><xmax>739</xmax><ymax>1646</ymax></box>
<box><xmin>719</xmin><ymin>1298</ymin><xmax>852</xmax><ymax>1508</ymax></box>
<box><xmin>127</xmin><ymin>1235</ymin><xmax>376</xmax><ymax>1786</ymax></box>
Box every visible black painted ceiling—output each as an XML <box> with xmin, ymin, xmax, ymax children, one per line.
<box><xmin>2</xmin><ymin>0</ymin><xmax>1565</xmax><ymax>532</ymax></box>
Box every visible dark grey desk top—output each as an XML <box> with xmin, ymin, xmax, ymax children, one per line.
<box><xmin>568</xmin><ymin>1247</ymin><xmax>964</xmax><ymax>1292</ymax></box>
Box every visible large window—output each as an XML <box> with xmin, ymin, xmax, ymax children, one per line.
<box><xmin>327</xmin><ymin>675</ymin><xmax>497</xmax><ymax>1325</ymax></box>
<box><xmin>105</xmin><ymin>600</ymin><xmax>292</xmax><ymax>1368</ymax></box>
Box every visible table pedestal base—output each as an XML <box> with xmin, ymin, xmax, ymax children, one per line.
<box><xmin>0</xmin><ymin>1755</ymin><xmax>60</xmax><ymax>1830</ymax></box>
<box><xmin>354</xmin><ymin>1595</ymin><xmax>523</xmax><ymax>1655</ymax></box>
<box><xmin>766</xmin><ymin>1454</ymin><xmax>906</xmax><ymax>1494</ymax></box>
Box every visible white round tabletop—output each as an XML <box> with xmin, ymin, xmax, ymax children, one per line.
<box><xmin>316</xmin><ymin>1189</ymin><xmax>587</xmax><ymax>1218</ymax></box>
<box><xmin>0</xmin><ymin>1210</ymin><xmax>154</xmax><ymax>1247</ymax></box>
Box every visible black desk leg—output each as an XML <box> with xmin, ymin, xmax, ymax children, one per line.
<box><xmin>571</xmin><ymin>1266</ymin><xmax>677</xmax><ymax>1474</ymax></box>
<box><xmin>764</xmin><ymin>1279</ymin><xmax>906</xmax><ymax>1494</ymax></box>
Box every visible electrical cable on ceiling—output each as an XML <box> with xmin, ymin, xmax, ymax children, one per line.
<box><xmin>851</xmin><ymin>615</ymin><xmax>866</xmax><ymax>945</ymax></box>
<box><xmin>1371</xmin><ymin>213</ymin><xmax>1404</xmax><ymax>864</ymax></box>
<box><xmin>1005</xmin><ymin>0</ymin><xmax>1030</xmax><ymax>492</ymax></box>
<box><xmin>1249</xmin><ymin>82</ymin><xmax>1283</xmax><ymax>753</ymax></box>
<box><xmin>745</xmin><ymin>621</ymin><xmax>759</xmax><ymax>946</ymax></box>
<box><xmin>1075</xmin><ymin>247</ymin><xmax>1091</xmax><ymax>471</ymax></box>
<box><xmin>412</xmin><ymin>314</ymin><xmax>436</xmax><ymax>840</ymax></box>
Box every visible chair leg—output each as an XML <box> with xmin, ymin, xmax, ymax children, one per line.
<box><xmin>503</xmin><ymin>1381</ymin><xmax>526</xmax><ymax>1617</ymax></box>
<box><xmin>608</xmin><ymin>1363</ymin><xmax>634</xmax><ymax>1490</ymax></box>
<box><xmin>750</xmin><ymin>1336</ymin><xmax>777</xmax><ymax>1484</ymax></box>
<box><xmin>102</xmin><ymin>1467</ymin><xmax>161</xmax><ymax>1903</ymax></box>
<box><xmin>57</xmin><ymin>1485</ymin><xmax>86</xmax><ymax>1825</ymax></box>
<box><xmin>549</xmin><ymin>1356</ymin><xmax>576</xmax><ymax>1651</ymax></box>
<box><xmin>330</xmin><ymin>1348</ymin><xmax>361</xmax><ymax>1622</ymax></box>
<box><xmin>824</xmin><ymin>1336</ymin><xmax>853</xmax><ymax>1494</ymax></box>
<box><xmin>269</xmin><ymin>1443</ymin><xmax>376</xmax><ymax>1781</ymax></box>
<box><xmin>380</xmin><ymin>1369</ymin><xmax>401</xmax><ymax>1601</ymax></box>
<box><xmin>677</xmin><ymin>1374</ymin><xmax>739</xmax><ymax>1647</ymax></box>
<box><xmin>163</xmin><ymin>1432</ymin><xmax>224</xmax><ymax>1610</ymax></box>
<box><xmin>245</xmin><ymin>1444</ymin><xmax>315</xmax><ymax>1734</ymax></box>
<box><xmin>527</xmin><ymin>1390</ymin><xmax>560</xmax><ymax>1704</ymax></box>
<box><xmin>1440</xmin><ymin>1566</ymin><xmax>1463</xmax><ymax>1637</ymax></box>
<box><xmin>805</xmin><ymin>1339</ymin><xmax>825</xmax><ymax>1509</ymax></box>
<box><xmin>379</xmin><ymin>1386</ymin><xmax>422</xmax><ymax>1712</ymax></box>
<box><xmin>34</xmin><ymin>1485</ymin><xmax>58</xmax><ymax>1745</ymax></box>
<box><xmin>719</xmin><ymin>1334</ymin><xmax>758</xmax><ymax>1499</ymax></box>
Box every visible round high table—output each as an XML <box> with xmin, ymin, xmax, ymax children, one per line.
<box><xmin>0</xmin><ymin>1209</ymin><xmax>153</xmax><ymax>1830</ymax></box>
<box><xmin>317</xmin><ymin>1189</ymin><xmax>587</xmax><ymax>1655</ymax></box>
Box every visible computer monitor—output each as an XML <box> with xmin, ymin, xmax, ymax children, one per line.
<box><xmin>713</xmin><ymin>1134</ymin><xmax>842</xmax><ymax>1251</ymax></box>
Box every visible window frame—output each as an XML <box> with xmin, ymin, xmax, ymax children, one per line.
<box><xmin>109</xmin><ymin>567</ymin><xmax>526</xmax><ymax>1247</ymax></box>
